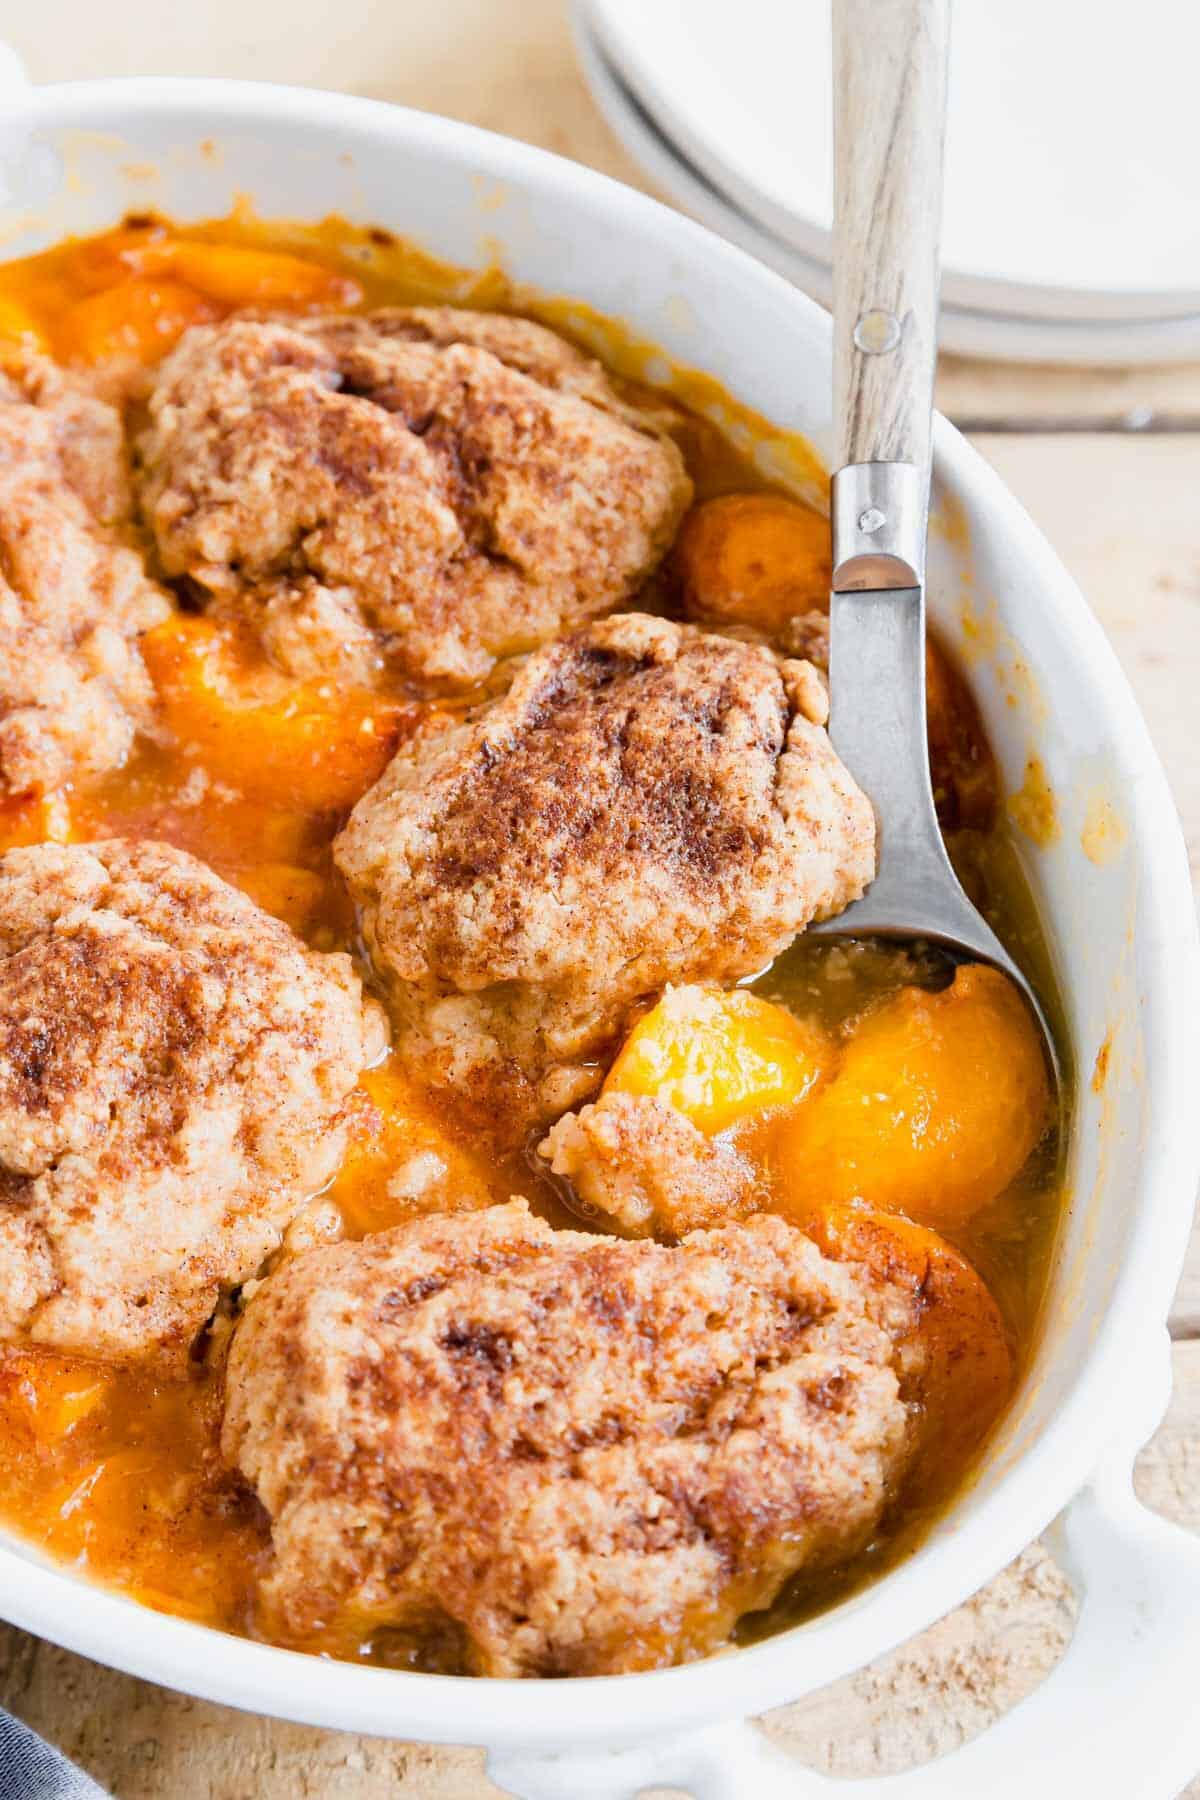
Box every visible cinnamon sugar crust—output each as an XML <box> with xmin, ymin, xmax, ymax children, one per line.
<box><xmin>0</xmin><ymin>839</ymin><xmax>384</xmax><ymax>1364</ymax></box>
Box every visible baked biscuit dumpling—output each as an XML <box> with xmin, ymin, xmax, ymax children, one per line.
<box><xmin>0</xmin><ymin>354</ymin><xmax>171</xmax><ymax>796</ymax></box>
<box><xmin>0</xmin><ymin>840</ymin><xmax>384</xmax><ymax>1364</ymax></box>
<box><xmin>137</xmin><ymin>307</ymin><xmax>692</xmax><ymax>685</ymax></box>
<box><xmin>334</xmin><ymin>613</ymin><xmax>875</xmax><ymax>1122</ymax></box>
<box><xmin>222</xmin><ymin>1200</ymin><xmax>912</xmax><ymax>1675</ymax></box>
<box><xmin>539</xmin><ymin>1090</ymin><xmax>761</xmax><ymax>1238</ymax></box>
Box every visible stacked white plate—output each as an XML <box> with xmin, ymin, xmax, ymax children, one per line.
<box><xmin>574</xmin><ymin>0</ymin><xmax>1200</xmax><ymax>364</ymax></box>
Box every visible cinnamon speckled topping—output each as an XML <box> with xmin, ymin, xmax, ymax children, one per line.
<box><xmin>0</xmin><ymin>353</ymin><xmax>171</xmax><ymax>797</ymax></box>
<box><xmin>223</xmin><ymin>1200</ymin><xmax>912</xmax><ymax>1676</ymax></box>
<box><xmin>335</xmin><ymin>612</ymin><xmax>875</xmax><ymax>1125</ymax></box>
<box><xmin>0</xmin><ymin>839</ymin><xmax>384</xmax><ymax>1364</ymax></box>
<box><xmin>137</xmin><ymin>307</ymin><xmax>692</xmax><ymax>685</ymax></box>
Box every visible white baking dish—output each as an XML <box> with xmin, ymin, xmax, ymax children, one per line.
<box><xmin>0</xmin><ymin>49</ymin><xmax>1198</xmax><ymax>1800</ymax></box>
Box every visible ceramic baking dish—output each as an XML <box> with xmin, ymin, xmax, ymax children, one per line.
<box><xmin>0</xmin><ymin>48</ymin><xmax>1198</xmax><ymax>1799</ymax></box>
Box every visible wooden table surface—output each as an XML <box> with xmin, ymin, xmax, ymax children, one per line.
<box><xmin>3</xmin><ymin>2</ymin><xmax>1199</xmax><ymax>1793</ymax></box>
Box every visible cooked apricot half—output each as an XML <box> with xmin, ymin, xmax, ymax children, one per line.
<box><xmin>332</xmin><ymin>1057</ymin><xmax>500</xmax><ymax>1237</ymax></box>
<box><xmin>141</xmin><ymin>615</ymin><xmax>415</xmax><ymax>815</ymax></box>
<box><xmin>771</xmin><ymin>964</ymin><xmax>1051</xmax><ymax>1232</ymax></box>
<box><xmin>0</xmin><ymin>791</ymin><xmax>72</xmax><ymax>854</ymax></box>
<box><xmin>145</xmin><ymin>241</ymin><xmax>363</xmax><ymax>312</ymax></box>
<box><xmin>674</xmin><ymin>492</ymin><xmax>830</xmax><ymax>633</ymax></box>
<box><xmin>61</xmin><ymin>227</ymin><xmax>361</xmax><ymax>314</ymax></box>
<box><xmin>56</xmin><ymin>277</ymin><xmax>220</xmax><ymax>366</ymax></box>
<box><xmin>60</xmin><ymin>222</ymin><xmax>172</xmax><ymax>293</ymax></box>
<box><xmin>0</xmin><ymin>295</ymin><xmax>48</xmax><ymax>352</ymax></box>
<box><xmin>603</xmin><ymin>983</ymin><xmax>832</xmax><ymax>1135</ymax></box>
<box><xmin>802</xmin><ymin>1201</ymin><xmax>1014</xmax><ymax>1482</ymax></box>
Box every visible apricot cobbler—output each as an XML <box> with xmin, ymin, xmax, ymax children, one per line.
<box><xmin>0</xmin><ymin>216</ymin><xmax>1057</xmax><ymax>1675</ymax></box>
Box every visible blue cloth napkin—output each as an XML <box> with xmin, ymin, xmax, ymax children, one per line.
<box><xmin>0</xmin><ymin>1710</ymin><xmax>107</xmax><ymax>1799</ymax></box>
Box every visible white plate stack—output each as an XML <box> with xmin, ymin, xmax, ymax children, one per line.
<box><xmin>574</xmin><ymin>0</ymin><xmax>1200</xmax><ymax>364</ymax></box>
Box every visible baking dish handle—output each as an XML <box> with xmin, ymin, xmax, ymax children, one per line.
<box><xmin>489</xmin><ymin>1372</ymin><xmax>1200</xmax><ymax>1798</ymax></box>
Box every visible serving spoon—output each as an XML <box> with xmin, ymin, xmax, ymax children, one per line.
<box><xmin>813</xmin><ymin>0</ymin><xmax>1055</xmax><ymax>1057</ymax></box>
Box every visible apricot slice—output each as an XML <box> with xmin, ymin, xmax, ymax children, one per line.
<box><xmin>603</xmin><ymin>984</ymin><xmax>832</xmax><ymax>1136</ymax></box>
<box><xmin>0</xmin><ymin>295</ymin><xmax>48</xmax><ymax>352</ymax></box>
<box><xmin>0</xmin><ymin>791</ymin><xmax>72</xmax><ymax>853</ymax></box>
<box><xmin>771</xmin><ymin>964</ymin><xmax>1051</xmax><ymax>1232</ymax></box>
<box><xmin>61</xmin><ymin>226</ymin><xmax>362</xmax><ymax>314</ymax></box>
<box><xmin>332</xmin><ymin>1057</ymin><xmax>501</xmax><ymax>1237</ymax></box>
<box><xmin>141</xmin><ymin>615</ymin><xmax>414</xmax><ymax>815</ymax></box>
<box><xmin>926</xmin><ymin>635</ymin><xmax>998</xmax><ymax>830</ymax></box>
<box><xmin>802</xmin><ymin>1201</ymin><xmax>1014</xmax><ymax>1482</ymax></box>
<box><xmin>61</xmin><ymin>221</ymin><xmax>171</xmax><ymax>293</ymax></box>
<box><xmin>674</xmin><ymin>492</ymin><xmax>830</xmax><ymax>633</ymax></box>
<box><xmin>56</xmin><ymin>277</ymin><xmax>220</xmax><ymax>366</ymax></box>
<box><xmin>144</xmin><ymin>241</ymin><xmax>363</xmax><ymax>312</ymax></box>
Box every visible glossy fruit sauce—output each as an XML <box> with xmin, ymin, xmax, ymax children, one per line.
<box><xmin>0</xmin><ymin>215</ymin><xmax>1064</xmax><ymax>1669</ymax></box>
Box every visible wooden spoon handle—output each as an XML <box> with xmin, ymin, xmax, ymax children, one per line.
<box><xmin>832</xmin><ymin>0</ymin><xmax>948</xmax><ymax>478</ymax></box>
